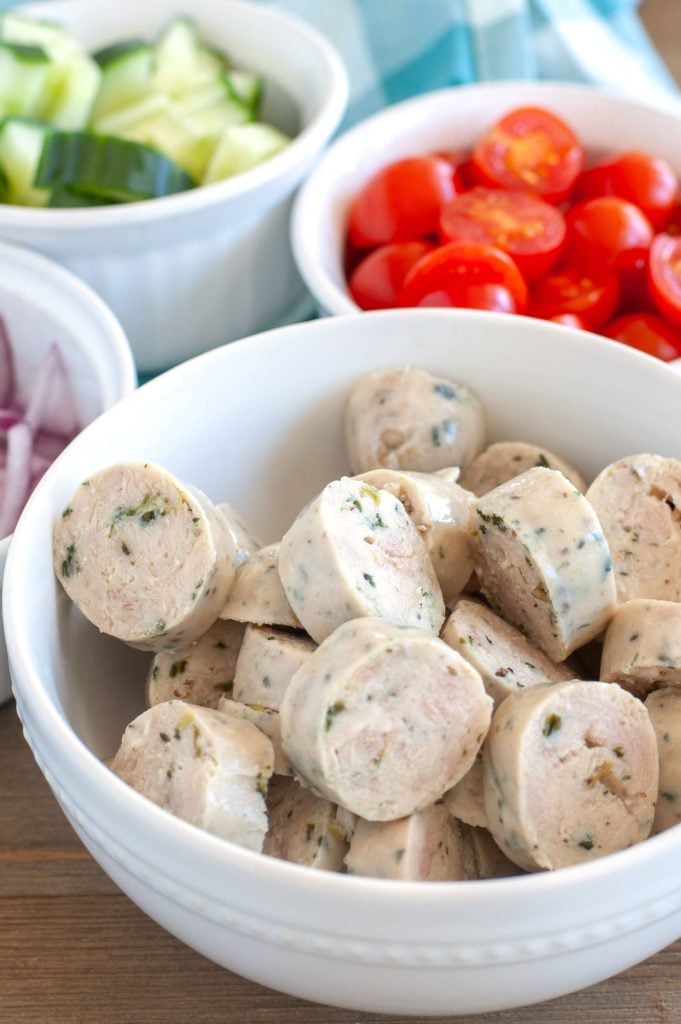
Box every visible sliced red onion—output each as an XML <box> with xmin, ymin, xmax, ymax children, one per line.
<box><xmin>24</xmin><ymin>343</ymin><xmax>80</xmax><ymax>438</ymax></box>
<box><xmin>0</xmin><ymin>408</ymin><xmax>22</xmax><ymax>432</ymax></box>
<box><xmin>33</xmin><ymin>428</ymin><xmax>73</xmax><ymax>462</ymax></box>
<box><xmin>0</xmin><ymin>316</ymin><xmax>16</xmax><ymax>408</ymax></box>
<box><xmin>0</xmin><ymin>421</ymin><xmax>33</xmax><ymax>538</ymax></box>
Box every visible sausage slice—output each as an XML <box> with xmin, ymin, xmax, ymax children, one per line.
<box><xmin>54</xmin><ymin>462</ymin><xmax>236</xmax><ymax>651</ymax></box>
<box><xmin>473</xmin><ymin>467</ymin><xmax>616</xmax><ymax>661</ymax></box>
<box><xmin>233</xmin><ymin>624</ymin><xmax>316</xmax><ymax>710</ymax></box>
<box><xmin>111</xmin><ymin>700</ymin><xmax>274</xmax><ymax>851</ymax></box>
<box><xmin>147</xmin><ymin>619</ymin><xmax>245</xmax><ymax>708</ymax></box>
<box><xmin>601</xmin><ymin>599</ymin><xmax>681</xmax><ymax>696</ymax></box>
<box><xmin>218</xmin><ymin>543</ymin><xmax>301</xmax><ymax>628</ymax></box>
<box><xmin>460</xmin><ymin>441</ymin><xmax>586</xmax><ymax>496</ymax></box>
<box><xmin>345</xmin><ymin>368</ymin><xmax>485</xmax><ymax>474</ymax></box>
<box><xmin>280</xmin><ymin>617</ymin><xmax>492</xmax><ymax>821</ymax></box>
<box><xmin>279</xmin><ymin>477</ymin><xmax>445</xmax><ymax>644</ymax></box>
<box><xmin>484</xmin><ymin>679</ymin><xmax>658</xmax><ymax>871</ymax></box>
<box><xmin>645</xmin><ymin>688</ymin><xmax>681</xmax><ymax>834</ymax></box>
<box><xmin>263</xmin><ymin>777</ymin><xmax>348</xmax><ymax>871</ymax></box>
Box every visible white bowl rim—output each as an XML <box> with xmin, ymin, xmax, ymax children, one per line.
<box><xmin>291</xmin><ymin>79</ymin><xmax>681</xmax><ymax>319</ymax></box>
<box><xmin>7</xmin><ymin>307</ymin><xmax>681</xmax><ymax>904</ymax></box>
<box><xmin>0</xmin><ymin>237</ymin><xmax>137</xmax><ymax>543</ymax></box>
<box><xmin>0</xmin><ymin>0</ymin><xmax>348</xmax><ymax>231</ymax></box>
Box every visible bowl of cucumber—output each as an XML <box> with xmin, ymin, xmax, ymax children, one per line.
<box><xmin>0</xmin><ymin>0</ymin><xmax>348</xmax><ymax>373</ymax></box>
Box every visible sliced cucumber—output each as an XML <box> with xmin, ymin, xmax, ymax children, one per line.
<box><xmin>91</xmin><ymin>41</ymin><xmax>153</xmax><ymax>122</ymax></box>
<box><xmin>224</xmin><ymin>70</ymin><xmax>262</xmax><ymax>115</ymax></box>
<box><xmin>0</xmin><ymin>116</ymin><xmax>52</xmax><ymax>206</ymax></box>
<box><xmin>48</xmin><ymin>185</ymin><xmax>110</xmax><ymax>207</ymax></box>
<box><xmin>0</xmin><ymin>42</ymin><xmax>51</xmax><ymax>118</ymax></box>
<box><xmin>203</xmin><ymin>122</ymin><xmax>289</xmax><ymax>184</ymax></box>
<box><xmin>119</xmin><ymin>103</ymin><xmax>214</xmax><ymax>182</ymax></box>
<box><xmin>190</xmin><ymin>97</ymin><xmax>251</xmax><ymax>139</ymax></box>
<box><xmin>93</xmin><ymin>92</ymin><xmax>167</xmax><ymax>135</ymax></box>
<box><xmin>40</xmin><ymin>53</ymin><xmax>101</xmax><ymax>130</ymax></box>
<box><xmin>152</xmin><ymin>17</ymin><xmax>224</xmax><ymax>97</ymax></box>
<box><xmin>0</xmin><ymin>12</ymin><xmax>80</xmax><ymax>59</ymax></box>
<box><xmin>36</xmin><ymin>131</ymin><xmax>195</xmax><ymax>201</ymax></box>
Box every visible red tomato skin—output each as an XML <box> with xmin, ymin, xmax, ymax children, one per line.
<box><xmin>603</xmin><ymin>312</ymin><xmax>681</xmax><ymax>361</ymax></box>
<box><xmin>348</xmin><ymin>157</ymin><xmax>456</xmax><ymax>248</ymax></box>
<box><xmin>575</xmin><ymin>151</ymin><xmax>678</xmax><ymax>231</ymax></box>
<box><xmin>529</xmin><ymin>268</ymin><xmax>620</xmax><ymax>331</ymax></box>
<box><xmin>348</xmin><ymin>242</ymin><xmax>434</xmax><ymax>310</ymax></box>
<box><xmin>402</xmin><ymin>281</ymin><xmax>516</xmax><ymax>313</ymax></box>
<box><xmin>563</xmin><ymin>197</ymin><xmax>653</xmax><ymax>274</ymax></box>
<box><xmin>549</xmin><ymin>313</ymin><xmax>586</xmax><ymax>329</ymax></box>
<box><xmin>647</xmin><ymin>233</ymin><xmax>681</xmax><ymax>326</ymax></box>
<box><xmin>397</xmin><ymin>241</ymin><xmax>528</xmax><ymax>312</ymax></box>
<box><xmin>472</xmin><ymin>106</ymin><xmax>584</xmax><ymax>205</ymax></box>
<box><xmin>431</xmin><ymin>150</ymin><xmax>475</xmax><ymax>192</ymax></box>
<box><xmin>617</xmin><ymin>255</ymin><xmax>655</xmax><ymax>315</ymax></box>
<box><xmin>439</xmin><ymin>186</ymin><xmax>566</xmax><ymax>282</ymax></box>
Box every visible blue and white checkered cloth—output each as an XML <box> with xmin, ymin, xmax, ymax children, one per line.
<box><xmin>262</xmin><ymin>0</ymin><xmax>678</xmax><ymax>126</ymax></box>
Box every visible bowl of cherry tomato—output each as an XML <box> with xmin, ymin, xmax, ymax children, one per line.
<box><xmin>291</xmin><ymin>81</ymin><xmax>681</xmax><ymax>363</ymax></box>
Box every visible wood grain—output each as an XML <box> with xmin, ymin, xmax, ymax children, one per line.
<box><xmin>3</xmin><ymin>3</ymin><xmax>681</xmax><ymax>1022</ymax></box>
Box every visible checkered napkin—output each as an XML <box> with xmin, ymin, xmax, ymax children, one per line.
<box><xmin>265</xmin><ymin>0</ymin><xmax>678</xmax><ymax>126</ymax></box>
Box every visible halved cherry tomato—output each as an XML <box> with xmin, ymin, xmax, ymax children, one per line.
<box><xmin>603</xmin><ymin>312</ymin><xmax>681</xmax><ymax>361</ymax></box>
<box><xmin>472</xmin><ymin>107</ymin><xmax>584</xmax><ymax>204</ymax></box>
<box><xmin>349</xmin><ymin>242</ymin><xmax>434</xmax><ymax>310</ymax></box>
<box><xmin>563</xmin><ymin>197</ymin><xmax>653</xmax><ymax>274</ymax></box>
<box><xmin>529</xmin><ymin>268</ymin><xmax>619</xmax><ymax>330</ymax></box>
<box><xmin>549</xmin><ymin>314</ymin><xmax>586</xmax><ymax>330</ymax></box>
<box><xmin>439</xmin><ymin>186</ymin><xmax>565</xmax><ymax>282</ymax></box>
<box><xmin>647</xmin><ymin>233</ymin><xmax>681</xmax><ymax>326</ymax></box>
<box><xmin>397</xmin><ymin>242</ymin><xmax>528</xmax><ymax>311</ymax></box>
<box><xmin>617</xmin><ymin>255</ymin><xmax>654</xmax><ymax>315</ymax></box>
<box><xmin>347</xmin><ymin>156</ymin><xmax>456</xmax><ymax>248</ymax></box>
<box><xmin>432</xmin><ymin>150</ymin><xmax>476</xmax><ymax>192</ymax></box>
<box><xmin>575</xmin><ymin>151</ymin><xmax>678</xmax><ymax>230</ymax></box>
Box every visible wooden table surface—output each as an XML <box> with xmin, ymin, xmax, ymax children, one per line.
<box><xmin>3</xmin><ymin>3</ymin><xmax>681</xmax><ymax>1022</ymax></box>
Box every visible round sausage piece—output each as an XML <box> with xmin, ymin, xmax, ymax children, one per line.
<box><xmin>218</xmin><ymin>697</ymin><xmax>292</xmax><ymax>776</ymax></box>
<box><xmin>218</xmin><ymin>543</ymin><xmax>301</xmax><ymax>629</ymax></box>
<box><xmin>233</xmin><ymin>624</ymin><xmax>316</xmax><ymax>710</ymax></box>
<box><xmin>601</xmin><ymin>599</ymin><xmax>681</xmax><ymax>696</ymax></box>
<box><xmin>146</xmin><ymin>619</ymin><xmax>245</xmax><ymax>709</ymax></box>
<box><xmin>280</xmin><ymin>617</ymin><xmax>492</xmax><ymax>821</ymax></box>
<box><xmin>460</xmin><ymin>441</ymin><xmax>586</xmax><ymax>497</ymax></box>
<box><xmin>279</xmin><ymin>477</ymin><xmax>445</xmax><ymax>644</ymax></box>
<box><xmin>263</xmin><ymin>776</ymin><xmax>348</xmax><ymax>871</ymax></box>
<box><xmin>442</xmin><ymin>598</ymin><xmax>574</xmax><ymax>707</ymax></box>
<box><xmin>459</xmin><ymin>823</ymin><xmax>523</xmax><ymax>879</ymax></box>
<box><xmin>110</xmin><ymin>700</ymin><xmax>274</xmax><ymax>852</ymax></box>
<box><xmin>217</xmin><ymin>502</ymin><xmax>263</xmax><ymax>568</ymax></box>
<box><xmin>54</xmin><ymin>462</ymin><xmax>236</xmax><ymax>652</ymax></box>
<box><xmin>443</xmin><ymin>751</ymin><xmax>487</xmax><ymax>829</ymax></box>
<box><xmin>483</xmin><ymin>679</ymin><xmax>658</xmax><ymax>871</ymax></box>
<box><xmin>586</xmin><ymin>454</ymin><xmax>681</xmax><ymax>603</ymax></box>
<box><xmin>356</xmin><ymin>468</ymin><xmax>476</xmax><ymax>604</ymax></box>
<box><xmin>645</xmin><ymin>688</ymin><xmax>681</xmax><ymax>834</ymax></box>
<box><xmin>344</xmin><ymin>804</ymin><xmax>476</xmax><ymax>881</ymax></box>
<box><xmin>345</xmin><ymin>368</ymin><xmax>485</xmax><ymax>475</ymax></box>
<box><xmin>473</xmin><ymin>467</ymin><xmax>616</xmax><ymax>662</ymax></box>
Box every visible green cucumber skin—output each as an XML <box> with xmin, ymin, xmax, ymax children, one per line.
<box><xmin>0</xmin><ymin>41</ymin><xmax>49</xmax><ymax>63</ymax></box>
<box><xmin>47</xmin><ymin>184</ymin><xmax>111</xmax><ymax>207</ymax></box>
<box><xmin>93</xmin><ymin>39</ymin><xmax>151</xmax><ymax>68</ymax></box>
<box><xmin>36</xmin><ymin>131</ymin><xmax>195</xmax><ymax>201</ymax></box>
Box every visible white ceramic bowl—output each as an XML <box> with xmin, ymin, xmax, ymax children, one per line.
<box><xmin>0</xmin><ymin>239</ymin><xmax>135</xmax><ymax>705</ymax></box>
<box><xmin>6</xmin><ymin>309</ymin><xmax>681</xmax><ymax>1015</ymax></box>
<box><xmin>291</xmin><ymin>81</ymin><xmax>681</xmax><ymax>317</ymax></box>
<box><xmin>0</xmin><ymin>0</ymin><xmax>347</xmax><ymax>374</ymax></box>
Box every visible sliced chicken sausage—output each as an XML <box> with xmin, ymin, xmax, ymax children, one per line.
<box><xmin>601</xmin><ymin>599</ymin><xmax>681</xmax><ymax>696</ymax></box>
<box><xmin>110</xmin><ymin>700</ymin><xmax>274</xmax><ymax>852</ymax></box>
<box><xmin>217</xmin><ymin>502</ymin><xmax>263</xmax><ymax>568</ymax></box>
<box><xmin>280</xmin><ymin>617</ymin><xmax>492</xmax><ymax>821</ymax></box>
<box><xmin>146</xmin><ymin>619</ymin><xmax>245</xmax><ymax>709</ymax></box>
<box><xmin>233</xmin><ymin>624</ymin><xmax>316</xmax><ymax>710</ymax></box>
<box><xmin>345</xmin><ymin>368</ymin><xmax>485</xmax><ymax>475</ymax></box>
<box><xmin>473</xmin><ymin>467</ymin><xmax>616</xmax><ymax>661</ymax></box>
<box><xmin>218</xmin><ymin>696</ymin><xmax>291</xmax><ymax>776</ymax></box>
<box><xmin>263</xmin><ymin>777</ymin><xmax>348</xmax><ymax>871</ymax></box>
<box><xmin>442</xmin><ymin>597</ymin><xmax>574</xmax><ymax>707</ymax></box>
<box><xmin>279</xmin><ymin>478</ymin><xmax>445</xmax><ymax>644</ymax></box>
<box><xmin>356</xmin><ymin>468</ymin><xmax>476</xmax><ymax>603</ymax></box>
<box><xmin>484</xmin><ymin>679</ymin><xmax>658</xmax><ymax>871</ymax></box>
<box><xmin>586</xmin><ymin>454</ymin><xmax>681</xmax><ymax>602</ymax></box>
<box><xmin>645</xmin><ymin>688</ymin><xmax>681</xmax><ymax>834</ymax></box>
<box><xmin>219</xmin><ymin>543</ymin><xmax>301</xmax><ymax>628</ymax></box>
<box><xmin>460</xmin><ymin>441</ymin><xmax>586</xmax><ymax>496</ymax></box>
<box><xmin>54</xmin><ymin>462</ymin><xmax>236</xmax><ymax>652</ymax></box>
